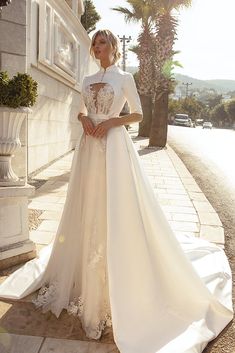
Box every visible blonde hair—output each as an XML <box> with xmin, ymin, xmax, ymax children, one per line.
<box><xmin>90</xmin><ymin>29</ymin><xmax>121</xmax><ymax>64</ymax></box>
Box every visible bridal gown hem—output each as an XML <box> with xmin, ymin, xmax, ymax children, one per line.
<box><xmin>0</xmin><ymin>64</ymin><xmax>233</xmax><ymax>353</ymax></box>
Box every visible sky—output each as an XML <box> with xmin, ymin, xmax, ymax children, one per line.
<box><xmin>91</xmin><ymin>0</ymin><xmax>235</xmax><ymax>81</ymax></box>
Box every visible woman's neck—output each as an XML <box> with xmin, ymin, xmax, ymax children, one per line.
<box><xmin>100</xmin><ymin>60</ymin><xmax>114</xmax><ymax>70</ymax></box>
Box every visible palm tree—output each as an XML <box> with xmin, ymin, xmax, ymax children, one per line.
<box><xmin>149</xmin><ymin>0</ymin><xmax>192</xmax><ymax>146</ymax></box>
<box><xmin>112</xmin><ymin>1</ymin><xmax>158</xmax><ymax>137</ymax></box>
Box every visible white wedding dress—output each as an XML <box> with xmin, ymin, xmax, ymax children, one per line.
<box><xmin>0</xmin><ymin>64</ymin><xmax>233</xmax><ymax>353</ymax></box>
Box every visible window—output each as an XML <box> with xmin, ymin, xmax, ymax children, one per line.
<box><xmin>38</xmin><ymin>0</ymin><xmax>81</xmax><ymax>86</ymax></box>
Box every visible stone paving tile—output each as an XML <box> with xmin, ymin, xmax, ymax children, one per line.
<box><xmin>38</xmin><ymin>190</ymin><xmax>67</xmax><ymax>197</ymax></box>
<box><xmin>0</xmin><ymin>333</ymin><xmax>43</xmax><ymax>353</ymax></box>
<box><xmin>179</xmin><ymin>177</ymin><xmax>199</xmax><ymax>186</ymax></box>
<box><xmin>39</xmin><ymin>181</ymin><xmax>68</xmax><ymax>190</ymax></box>
<box><xmin>39</xmin><ymin>210</ymin><xmax>63</xmax><ymax>220</ymax></box>
<box><xmin>154</xmin><ymin>180</ymin><xmax>165</xmax><ymax>186</ymax></box>
<box><xmin>166</xmin><ymin>188</ymin><xmax>188</xmax><ymax>195</ymax></box>
<box><xmin>0</xmin><ymin>299</ymin><xmax>11</xmax><ymax>314</ymax></box>
<box><xmin>35</xmin><ymin>244</ymin><xmax>46</xmax><ymax>255</ymax></box>
<box><xmin>162</xmin><ymin>179</ymin><xmax>186</xmax><ymax>186</ymax></box>
<box><xmin>169</xmin><ymin>220</ymin><xmax>200</xmax><ymax>232</ymax></box>
<box><xmin>184</xmin><ymin>184</ymin><xmax>202</xmax><ymax>193</ymax></box>
<box><xmin>158</xmin><ymin>176</ymin><xmax>180</xmax><ymax>182</ymax></box>
<box><xmin>188</xmin><ymin>191</ymin><xmax>208</xmax><ymax>202</ymax></box>
<box><xmin>154</xmin><ymin>188</ymin><xmax>168</xmax><ymax>195</ymax></box>
<box><xmin>30</xmin><ymin>195</ymin><xmax>62</xmax><ymax>203</ymax></box>
<box><xmin>193</xmin><ymin>200</ymin><xmax>216</xmax><ymax>213</ymax></box>
<box><xmin>171</xmin><ymin>213</ymin><xmax>199</xmax><ymax>222</ymax></box>
<box><xmin>158</xmin><ymin>193</ymin><xmax>191</xmax><ymax>201</ymax></box>
<box><xmin>38</xmin><ymin>183</ymin><xmax>68</xmax><ymax>191</ymax></box>
<box><xmin>40</xmin><ymin>338</ymin><xmax>119</xmax><ymax>353</ymax></box>
<box><xmin>200</xmin><ymin>225</ymin><xmax>224</xmax><ymax>244</ymax></box>
<box><xmin>198</xmin><ymin>212</ymin><xmax>222</xmax><ymax>226</ymax></box>
<box><xmin>30</xmin><ymin>231</ymin><xmax>55</xmax><ymax>245</ymax></box>
<box><xmin>163</xmin><ymin>185</ymin><xmax>185</xmax><ymax>191</ymax></box>
<box><xmin>162</xmin><ymin>199</ymin><xmax>192</xmax><ymax>207</ymax></box>
<box><xmin>37</xmin><ymin>220</ymin><xmax>59</xmax><ymax>232</ymax></box>
<box><xmin>174</xmin><ymin>231</ymin><xmax>199</xmax><ymax>238</ymax></box>
<box><xmin>28</xmin><ymin>202</ymin><xmax>64</xmax><ymax>212</ymax></box>
<box><xmin>161</xmin><ymin>205</ymin><xmax>197</xmax><ymax>214</ymax></box>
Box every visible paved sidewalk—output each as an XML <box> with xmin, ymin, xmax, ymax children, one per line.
<box><xmin>0</xmin><ymin>124</ymin><xmax>224</xmax><ymax>353</ymax></box>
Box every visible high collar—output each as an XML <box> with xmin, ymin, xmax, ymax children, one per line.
<box><xmin>99</xmin><ymin>64</ymin><xmax>119</xmax><ymax>73</ymax></box>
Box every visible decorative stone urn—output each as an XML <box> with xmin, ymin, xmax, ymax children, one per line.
<box><xmin>0</xmin><ymin>106</ymin><xmax>31</xmax><ymax>186</ymax></box>
<box><xmin>0</xmin><ymin>105</ymin><xmax>36</xmax><ymax>270</ymax></box>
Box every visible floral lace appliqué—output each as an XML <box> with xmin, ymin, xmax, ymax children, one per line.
<box><xmin>32</xmin><ymin>281</ymin><xmax>57</xmax><ymax>308</ymax></box>
<box><xmin>68</xmin><ymin>296</ymin><xmax>112</xmax><ymax>339</ymax></box>
<box><xmin>32</xmin><ymin>282</ymin><xmax>112</xmax><ymax>340</ymax></box>
<box><xmin>84</xmin><ymin>83</ymin><xmax>114</xmax><ymax>115</ymax></box>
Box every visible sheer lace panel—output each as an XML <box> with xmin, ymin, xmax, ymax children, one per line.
<box><xmin>84</xmin><ymin>83</ymin><xmax>114</xmax><ymax>115</ymax></box>
<box><xmin>32</xmin><ymin>281</ymin><xmax>112</xmax><ymax>340</ymax></box>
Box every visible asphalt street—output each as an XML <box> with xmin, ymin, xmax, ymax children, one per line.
<box><xmin>168</xmin><ymin>125</ymin><xmax>235</xmax><ymax>353</ymax></box>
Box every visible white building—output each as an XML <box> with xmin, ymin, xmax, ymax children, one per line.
<box><xmin>0</xmin><ymin>0</ymin><xmax>97</xmax><ymax>269</ymax></box>
<box><xmin>0</xmin><ymin>0</ymin><xmax>97</xmax><ymax>177</ymax></box>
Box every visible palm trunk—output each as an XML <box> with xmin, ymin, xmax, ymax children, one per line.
<box><xmin>149</xmin><ymin>91</ymin><xmax>168</xmax><ymax>147</ymax></box>
<box><xmin>138</xmin><ymin>95</ymin><xmax>153</xmax><ymax>137</ymax></box>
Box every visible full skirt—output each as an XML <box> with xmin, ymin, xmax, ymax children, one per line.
<box><xmin>0</xmin><ymin>117</ymin><xmax>233</xmax><ymax>353</ymax></box>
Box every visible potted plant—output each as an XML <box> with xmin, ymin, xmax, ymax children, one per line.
<box><xmin>0</xmin><ymin>71</ymin><xmax>38</xmax><ymax>186</ymax></box>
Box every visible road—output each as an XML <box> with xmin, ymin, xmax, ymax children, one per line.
<box><xmin>168</xmin><ymin>125</ymin><xmax>235</xmax><ymax>191</ymax></box>
<box><xmin>168</xmin><ymin>125</ymin><xmax>235</xmax><ymax>353</ymax></box>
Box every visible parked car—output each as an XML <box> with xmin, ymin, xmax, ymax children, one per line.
<box><xmin>173</xmin><ymin>114</ymin><xmax>194</xmax><ymax>127</ymax></box>
<box><xmin>202</xmin><ymin>121</ymin><xmax>213</xmax><ymax>129</ymax></box>
<box><xmin>195</xmin><ymin>119</ymin><xmax>204</xmax><ymax>126</ymax></box>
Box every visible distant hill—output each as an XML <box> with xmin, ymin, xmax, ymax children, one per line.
<box><xmin>175</xmin><ymin>74</ymin><xmax>235</xmax><ymax>93</ymax></box>
<box><xmin>205</xmin><ymin>79</ymin><xmax>235</xmax><ymax>92</ymax></box>
<box><xmin>126</xmin><ymin>67</ymin><xmax>235</xmax><ymax>93</ymax></box>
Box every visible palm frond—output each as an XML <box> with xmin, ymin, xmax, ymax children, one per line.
<box><xmin>112</xmin><ymin>0</ymin><xmax>160</xmax><ymax>24</ymax></box>
<box><xmin>129</xmin><ymin>45</ymin><xmax>140</xmax><ymax>56</ymax></box>
<box><xmin>157</xmin><ymin>0</ymin><xmax>192</xmax><ymax>13</ymax></box>
<box><xmin>111</xmin><ymin>6</ymin><xmax>139</xmax><ymax>23</ymax></box>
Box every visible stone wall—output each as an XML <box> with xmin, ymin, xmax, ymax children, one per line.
<box><xmin>0</xmin><ymin>0</ymin><xmax>27</xmax><ymax>75</ymax></box>
<box><xmin>0</xmin><ymin>0</ymin><xmax>28</xmax><ymax>181</ymax></box>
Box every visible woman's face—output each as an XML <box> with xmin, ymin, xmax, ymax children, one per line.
<box><xmin>92</xmin><ymin>34</ymin><xmax>113</xmax><ymax>62</ymax></box>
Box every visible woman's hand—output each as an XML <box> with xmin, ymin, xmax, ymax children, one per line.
<box><xmin>79</xmin><ymin>115</ymin><xmax>95</xmax><ymax>136</ymax></box>
<box><xmin>92</xmin><ymin>118</ymin><xmax>117</xmax><ymax>138</ymax></box>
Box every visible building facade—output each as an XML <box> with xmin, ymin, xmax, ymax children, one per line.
<box><xmin>0</xmin><ymin>0</ymin><xmax>98</xmax><ymax>268</ymax></box>
<box><xmin>0</xmin><ymin>0</ymin><xmax>97</xmax><ymax>177</ymax></box>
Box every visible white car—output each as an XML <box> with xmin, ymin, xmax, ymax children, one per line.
<box><xmin>173</xmin><ymin>114</ymin><xmax>193</xmax><ymax>127</ymax></box>
<box><xmin>202</xmin><ymin>122</ymin><xmax>213</xmax><ymax>129</ymax></box>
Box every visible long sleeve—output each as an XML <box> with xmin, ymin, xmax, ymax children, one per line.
<box><xmin>122</xmin><ymin>73</ymin><xmax>143</xmax><ymax>115</ymax></box>
<box><xmin>79</xmin><ymin>78</ymin><xmax>88</xmax><ymax>116</ymax></box>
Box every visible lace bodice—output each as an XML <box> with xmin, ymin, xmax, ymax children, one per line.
<box><xmin>84</xmin><ymin>83</ymin><xmax>114</xmax><ymax>115</ymax></box>
<box><xmin>80</xmin><ymin>64</ymin><xmax>142</xmax><ymax>118</ymax></box>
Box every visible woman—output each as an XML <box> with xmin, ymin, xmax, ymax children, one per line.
<box><xmin>0</xmin><ymin>30</ymin><xmax>233</xmax><ymax>353</ymax></box>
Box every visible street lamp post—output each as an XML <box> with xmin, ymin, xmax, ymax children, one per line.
<box><xmin>118</xmin><ymin>35</ymin><xmax>131</xmax><ymax>72</ymax></box>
